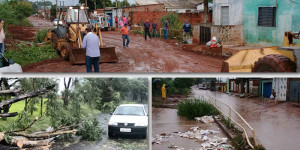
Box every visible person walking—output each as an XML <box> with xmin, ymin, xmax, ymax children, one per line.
<box><xmin>120</xmin><ymin>23</ymin><xmax>130</xmax><ymax>48</ymax></box>
<box><xmin>144</xmin><ymin>19</ymin><xmax>151</xmax><ymax>40</ymax></box>
<box><xmin>163</xmin><ymin>19</ymin><xmax>169</xmax><ymax>39</ymax></box>
<box><xmin>82</xmin><ymin>27</ymin><xmax>100</xmax><ymax>72</ymax></box>
<box><xmin>0</xmin><ymin>19</ymin><xmax>5</xmax><ymax>56</ymax></box>
<box><xmin>182</xmin><ymin>20</ymin><xmax>191</xmax><ymax>43</ymax></box>
<box><xmin>123</xmin><ymin>16</ymin><xmax>128</xmax><ymax>24</ymax></box>
<box><xmin>152</xmin><ymin>20</ymin><xmax>158</xmax><ymax>38</ymax></box>
<box><xmin>114</xmin><ymin>16</ymin><xmax>118</xmax><ymax>28</ymax></box>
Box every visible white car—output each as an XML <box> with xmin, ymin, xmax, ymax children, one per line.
<box><xmin>53</xmin><ymin>19</ymin><xmax>63</xmax><ymax>26</ymax></box>
<box><xmin>0</xmin><ymin>55</ymin><xmax>22</xmax><ymax>72</ymax></box>
<box><xmin>108</xmin><ymin>104</ymin><xmax>148</xmax><ymax>138</ymax></box>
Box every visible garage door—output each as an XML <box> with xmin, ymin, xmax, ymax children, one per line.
<box><xmin>221</xmin><ymin>6</ymin><xmax>229</xmax><ymax>25</ymax></box>
<box><xmin>289</xmin><ymin>81</ymin><xmax>300</xmax><ymax>102</ymax></box>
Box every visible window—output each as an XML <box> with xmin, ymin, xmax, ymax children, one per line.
<box><xmin>258</xmin><ymin>7</ymin><xmax>276</xmax><ymax>27</ymax></box>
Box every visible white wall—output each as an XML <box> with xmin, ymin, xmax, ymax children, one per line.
<box><xmin>112</xmin><ymin>8</ymin><xmax>123</xmax><ymax>27</ymax></box>
<box><xmin>213</xmin><ymin>0</ymin><xmax>243</xmax><ymax>25</ymax></box>
<box><xmin>272</xmin><ymin>78</ymin><xmax>287</xmax><ymax>101</ymax></box>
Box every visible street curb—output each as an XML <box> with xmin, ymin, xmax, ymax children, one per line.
<box><xmin>213</xmin><ymin>115</ymin><xmax>233</xmax><ymax>140</ymax></box>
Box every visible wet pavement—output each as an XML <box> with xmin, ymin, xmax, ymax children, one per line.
<box><xmin>23</xmin><ymin>31</ymin><xmax>223</xmax><ymax>72</ymax></box>
<box><xmin>152</xmin><ymin>108</ymin><xmax>227</xmax><ymax>150</ymax></box>
<box><xmin>191</xmin><ymin>86</ymin><xmax>300</xmax><ymax>150</ymax></box>
<box><xmin>50</xmin><ymin>113</ymin><xmax>148</xmax><ymax>150</ymax></box>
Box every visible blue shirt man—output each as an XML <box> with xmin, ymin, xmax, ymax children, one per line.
<box><xmin>183</xmin><ymin>22</ymin><xmax>191</xmax><ymax>32</ymax></box>
<box><xmin>82</xmin><ymin>28</ymin><xmax>100</xmax><ymax>72</ymax></box>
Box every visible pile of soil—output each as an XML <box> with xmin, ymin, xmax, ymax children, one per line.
<box><xmin>7</xmin><ymin>25</ymin><xmax>36</xmax><ymax>41</ymax></box>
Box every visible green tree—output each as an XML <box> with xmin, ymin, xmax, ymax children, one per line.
<box><xmin>50</xmin><ymin>4</ymin><xmax>57</xmax><ymax>17</ymax></box>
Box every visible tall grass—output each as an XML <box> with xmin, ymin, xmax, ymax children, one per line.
<box><xmin>34</xmin><ymin>29</ymin><xmax>49</xmax><ymax>43</ymax></box>
<box><xmin>5</xmin><ymin>44</ymin><xmax>57</xmax><ymax>66</ymax></box>
<box><xmin>177</xmin><ymin>99</ymin><xmax>219</xmax><ymax>120</ymax></box>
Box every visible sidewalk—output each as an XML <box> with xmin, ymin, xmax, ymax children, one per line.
<box><xmin>191</xmin><ymin>87</ymin><xmax>300</xmax><ymax>150</ymax></box>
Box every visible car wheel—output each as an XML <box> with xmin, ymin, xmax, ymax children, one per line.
<box><xmin>108</xmin><ymin>130</ymin><xmax>114</xmax><ymax>138</ymax></box>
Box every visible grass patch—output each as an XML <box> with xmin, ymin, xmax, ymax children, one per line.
<box><xmin>232</xmin><ymin>134</ymin><xmax>246</xmax><ymax>150</ymax></box>
<box><xmin>177</xmin><ymin>99</ymin><xmax>219</xmax><ymax>120</ymax></box>
<box><xmin>5</xmin><ymin>44</ymin><xmax>58</xmax><ymax>66</ymax></box>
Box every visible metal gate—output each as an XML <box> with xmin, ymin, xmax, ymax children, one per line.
<box><xmin>221</xmin><ymin>6</ymin><xmax>229</xmax><ymax>25</ymax></box>
<box><xmin>289</xmin><ymin>81</ymin><xmax>300</xmax><ymax>102</ymax></box>
<box><xmin>200</xmin><ymin>26</ymin><xmax>211</xmax><ymax>45</ymax></box>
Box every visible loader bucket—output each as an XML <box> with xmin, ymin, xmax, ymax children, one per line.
<box><xmin>68</xmin><ymin>47</ymin><xmax>118</xmax><ymax>65</ymax></box>
<box><xmin>222</xmin><ymin>47</ymin><xmax>294</xmax><ymax>72</ymax></box>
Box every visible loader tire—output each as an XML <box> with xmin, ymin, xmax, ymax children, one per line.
<box><xmin>51</xmin><ymin>33</ymin><xmax>59</xmax><ymax>50</ymax></box>
<box><xmin>251</xmin><ymin>54</ymin><xmax>296</xmax><ymax>72</ymax></box>
<box><xmin>60</xmin><ymin>43</ymin><xmax>71</xmax><ymax>60</ymax></box>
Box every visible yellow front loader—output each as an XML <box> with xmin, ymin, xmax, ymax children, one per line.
<box><xmin>221</xmin><ymin>31</ymin><xmax>300</xmax><ymax>72</ymax></box>
<box><xmin>45</xmin><ymin>6</ymin><xmax>118</xmax><ymax>65</ymax></box>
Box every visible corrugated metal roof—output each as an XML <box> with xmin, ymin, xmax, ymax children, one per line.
<box><xmin>157</xmin><ymin>1</ymin><xmax>197</xmax><ymax>9</ymax></box>
<box><xmin>135</xmin><ymin>0</ymin><xmax>159</xmax><ymax>5</ymax></box>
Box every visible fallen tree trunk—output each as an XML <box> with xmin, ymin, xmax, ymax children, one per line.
<box><xmin>11</xmin><ymin>129</ymin><xmax>77</xmax><ymax>139</ymax></box>
<box><xmin>0</xmin><ymin>85</ymin><xmax>55</xmax><ymax>110</ymax></box>
<box><xmin>16</xmin><ymin>138</ymin><xmax>54</xmax><ymax>148</ymax></box>
<box><xmin>0</xmin><ymin>112</ymin><xmax>18</xmax><ymax>118</ymax></box>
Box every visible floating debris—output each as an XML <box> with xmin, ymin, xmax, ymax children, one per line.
<box><xmin>195</xmin><ymin>116</ymin><xmax>214</xmax><ymax>123</ymax></box>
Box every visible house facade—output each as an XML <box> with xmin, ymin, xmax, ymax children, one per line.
<box><xmin>243</xmin><ymin>0</ymin><xmax>300</xmax><ymax>46</ymax></box>
<box><xmin>213</xmin><ymin>0</ymin><xmax>243</xmax><ymax>26</ymax></box>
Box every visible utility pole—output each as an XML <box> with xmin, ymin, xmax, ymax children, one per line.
<box><xmin>63</xmin><ymin>1</ymin><xmax>64</xmax><ymax>7</ymax></box>
<box><xmin>60</xmin><ymin>1</ymin><xmax>61</xmax><ymax>6</ymax></box>
<box><xmin>95</xmin><ymin>0</ymin><xmax>96</xmax><ymax>10</ymax></box>
<box><xmin>85</xmin><ymin>0</ymin><xmax>87</xmax><ymax>7</ymax></box>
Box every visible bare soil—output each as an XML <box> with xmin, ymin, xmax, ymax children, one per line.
<box><xmin>23</xmin><ymin>31</ymin><xmax>223</xmax><ymax>72</ymax></box>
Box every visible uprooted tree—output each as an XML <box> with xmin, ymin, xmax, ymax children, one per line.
<box><xmin>0</xmin><ymin>84</ymin><xmax>77</xmax><ymax>149</ymax></box>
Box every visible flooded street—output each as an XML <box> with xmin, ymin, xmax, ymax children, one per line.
<box><xmin>152</xmin><ymin>108</ymin><xmax>227</xmax><ymax>150</ymax></box>
<box><xmin>191</xmin><ymin>86</ymin><xmax>300</xmax><ymax>150</ymax></box>
<box><xmin>23</xmin><ymin>31</ymin><xmax>222</xmax><ymax>73</ymax></box>
<box><xmin>51</xmin><ymin>113</ymin><xmax>148</xmax><ymax>150</ymax></box>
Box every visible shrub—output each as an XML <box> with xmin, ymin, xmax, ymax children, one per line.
<box><xmin>77</xmin><ymin>117</ymin><xmax>103</xmax><ymax>141</ymax></box>
<box><xmin>34</xmin><ymin>29</ymin><xmax>49</xmax><ymax>43</ymax></box>
<box><xmin>177</xmin><ymin>99</ymin><xmax>219</xmax><ymax>120</ymax></box>
<box><xmin>160</xmin><ymin>12</ymin><xmax>184</xmax><ymax>39</ymax></box>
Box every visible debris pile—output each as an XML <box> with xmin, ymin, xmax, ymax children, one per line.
<box><xmin>153</xmin><ymin>126</ymin><xmax>232</xmax><ymax>150</ymax></box>
<box><xmin>195</xmin><ymin>116</ymin><xmax>214</xmax><ymax>123</ymax></box>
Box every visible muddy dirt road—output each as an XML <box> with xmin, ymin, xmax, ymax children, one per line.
<box><xmin>23</xmin><ymin>31</ymin><xmax>222</xmax><ymax>72</ymax></box>
<box><xmin>191</xmin><ymin>87</ymin><xmax>300</xmax><ymax>150</ymax></box>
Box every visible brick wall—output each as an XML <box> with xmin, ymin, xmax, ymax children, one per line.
<box><xmin>211</xmin><ymin>25</ymin><xmax>244</xmax><ymax>45</ymax></box>
<box><xmin>129</xmin><ymin>11</ymin><xmax>212</xmax><ymax>29</ymax></box>
<box><xmin>122</xmin><ymin>4</ymin><xmax>165</xmax><ymax>16</ymax></box>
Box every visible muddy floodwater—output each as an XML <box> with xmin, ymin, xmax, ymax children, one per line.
<box><xmin>152</xmin><ymin>108</ymin><xmax>227</xmax><ymax>150</ymax></box>
<box><xmin>191</xmin><ymin>86</ymin><xmax>300</xmax><ymax>150</ymax></box>
<box><xmin>50</xmin><ymin>113</ymin><xmax>148</xmax><ymax>150</ymax></box>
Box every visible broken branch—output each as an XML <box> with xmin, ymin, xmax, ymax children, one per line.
<box><xmin>0</xmin><ymin>112</ymin><xmax>18</xmax><ymax>118</ymax></box>
<box><xmin>13</xmin><ymin>117</ymin><xmax>39</xmax><ymax>132</ymax></box>
<box><xmin>0</xmin><ymin>85</ymin><xmax>55</xmax><ymax>110</ymax></box>
<box><xmin>11</xmin><ymin>129</ymin><xmax>77</xmax><ymax>139</ymax></box>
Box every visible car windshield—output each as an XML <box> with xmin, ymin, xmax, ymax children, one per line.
<box><xmin>114</xmin><ymin>106</ymin><xmax>145</xmax><ymax>116</ymax></box>
<box><xmin>66</xmin><ymin>9</ymin><xmax>88</xmax><ymax>23</ymax></box>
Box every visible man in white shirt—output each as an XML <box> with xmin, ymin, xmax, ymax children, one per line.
<box><xmin>82</xmin><ymin>27</ymin><xmax>101</xmax><ymax>72</ymax></box>
<box><xmin>0</xmin><ymin>19</ymin><xmax>5</xmax><ymax>56</ymax></box>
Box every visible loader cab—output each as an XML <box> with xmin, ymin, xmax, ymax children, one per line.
<box><xmin>66</xmin><ymin>6</ymin><xmax>89</xmax><ymax>24</ymax></box>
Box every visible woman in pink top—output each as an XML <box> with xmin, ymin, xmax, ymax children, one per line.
<box><xmin>123</xmin><ymin>16</ymin><xmax>128</xmax><ymax>24</ymax></box>
<box><xmin>119</xmin><ymin>20</ymin><xmax>124</xmax><ymax>29</ymax></box>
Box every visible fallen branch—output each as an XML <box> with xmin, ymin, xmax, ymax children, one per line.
<box><xmin>13</xmin><ymin>117</ymin><xmax>39</xmax><ymax>132</ymax></box>
<box><xmin>11</xmin><ymin>129</ymin><xmax>77</xmax><ymax>139</ymax></box>
<box><xmin>16</xmin><ymin>137</ymin><xmax>54</xmax><ymax>148</ymax></box>
<box><xmin>0</xmin><ymin>112</ymin><xmax>18</xmax><ymax>118</ymax></box>
<box><xmin>0</xmin><ymin>89</ymin><xmax>21</xmax><ymax>96</ymax></box>
<box><xmin>0</xmin><ymin>85</ymin><xmax>55</xmax><ymax>110</ymax></box>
